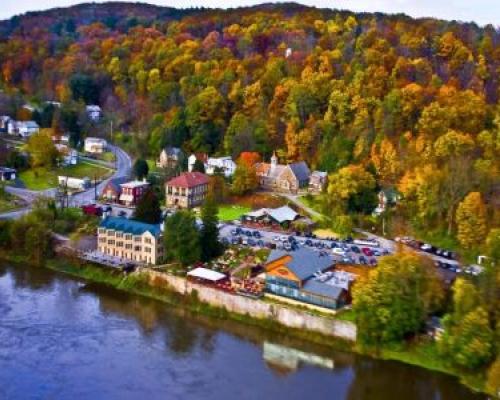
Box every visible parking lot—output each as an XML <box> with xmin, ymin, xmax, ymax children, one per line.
<box><xmin>218</xmin><ymin>223</ymin><xmax>477</xmax><ymax>280</ymax></box>
<box><xmin>219</xmin><ymin>223</ymin><xmax>389</xmax><ymax>267</ymax></box>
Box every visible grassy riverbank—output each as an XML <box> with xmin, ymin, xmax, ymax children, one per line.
<box><xmin>0</xmin><ymin>252</ymin><xmax>488</xmax><ymax>396</ymax></box>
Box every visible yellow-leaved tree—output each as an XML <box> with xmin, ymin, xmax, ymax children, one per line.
<box><xmin>456</xmin><ymin>192</ymin><xmax>487</xmax><ymax>249</ymax></box>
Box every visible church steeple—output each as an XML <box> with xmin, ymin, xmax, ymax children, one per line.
<box><xmin>270</xmin><ymin>152</ymin><xmax>278</xmax><ymax>169</ymax></box>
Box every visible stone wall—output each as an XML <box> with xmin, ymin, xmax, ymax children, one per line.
<box><xmin>144</xmin><ymin>269</ymin><xmax>357</xmax><ymax>342</ymax></box>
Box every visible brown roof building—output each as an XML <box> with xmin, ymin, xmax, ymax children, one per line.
<box><xmin>255</xmin><ymin>153</ymin><xmax>311</xmax><ymax>194</ymax></box>
<box><xmin>165</xmin><ymin>172</ymin><xmax>209</xmax><ymax>209</ymax></box>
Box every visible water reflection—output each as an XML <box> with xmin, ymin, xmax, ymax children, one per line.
<box><xmin>263</xmin><ymin>341</ymin><xmax>334</xmax><ymax>375</ymax></box>
<box><xmin>0</xmin><ymin>262</ymin><xmax>485</xmax><ymax>400</ymax></box>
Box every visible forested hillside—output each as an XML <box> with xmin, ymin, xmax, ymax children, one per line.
<box><xmin>0</xmin><ymin>2</ymin><xmax>499</xmax><ymax>249</ymax></box>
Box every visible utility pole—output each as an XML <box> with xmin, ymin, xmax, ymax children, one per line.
<box><xmin>94</xmin><ymin>174</ymin><xmax>97</xmax><ymax>202</ymax></box>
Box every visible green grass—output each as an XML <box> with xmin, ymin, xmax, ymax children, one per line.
<box><xmin>19</xmin><ymin>161</ymin><xmax>112</xmax><ymax>190</ymax></box>
<box><xmin>0</xmin><ymin>190</ymin><xmax>22</xmax><ymax>213</ymax></box>
<box><xmin>218</xmin><ymin>204</ymin><xmax>251</xmax><ymax>221</ymax></box>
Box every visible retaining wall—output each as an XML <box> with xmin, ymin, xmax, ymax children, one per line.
<box><xmin>144</xmin><ymin>269</ymin><xmax>357</xmax><ymax>342</ymax></box>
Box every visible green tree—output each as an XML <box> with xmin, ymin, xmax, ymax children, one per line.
<box><xmin>164</xmin><ymin>210</ymin><xmax>200</xmax><ymax>266</ymax></box>
<box><xmin>440</xmin><ymin>307</ymin><xmax>494</xmax><ymax>369</ymax></box>
<box><xmin>133</xmin><ymin>159</ymin><xmax>149</xmax><ymax>180</ymax></box>
<box><xmin>352</xmin><ymin>252</ymin><xmax>443</xmax><ymax>347</ymax></box>
<box><xmin>133</xmin><ymin>189</ymin><xmax>162</xmax><ymax>224</ymax></box>
<box><xmin>200</xmin><ymin>196</ymin><xmax>222</xmax><ymax>262</ymax></box>
<box><xmin>25</xmin><ymin>129</ymin><xmax>59</xmax><ymax>168</ymax></box>
<box><xmin>232</xmin><ymin>161</ymin><xmax>258</xmax><ymax>196</ymax></box>
<box><xmin>192</xmin><ymin>158</ymin><xmax>206</xmax><ymax>173</ymax></box>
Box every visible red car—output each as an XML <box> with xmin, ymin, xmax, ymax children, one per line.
<box><xmin>81</xmin><ymin>204</ymin><xmax>103</xmax><ymax>217</ymax></box>
<box><xmin>362</xmin><ymin>247</ymin><xmax>373</xmax><ymax>257</ymax></box>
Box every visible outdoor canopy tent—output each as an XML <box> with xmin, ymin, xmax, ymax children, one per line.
<box><xmin>187</xmin><ymin>267</ymin><xmax>227</xmax><ymax>282</ymax></box>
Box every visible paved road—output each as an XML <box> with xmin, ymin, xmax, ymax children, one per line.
<box><xmin>0</xmin><ymin>144</ymin><xmax>132</xmax><ymax>219</ymax></box>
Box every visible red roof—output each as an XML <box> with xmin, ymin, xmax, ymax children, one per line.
<box><xmin>166</xmin><ymin>172</ymin><xmax>209</xmax><ymax>188</ymax></box>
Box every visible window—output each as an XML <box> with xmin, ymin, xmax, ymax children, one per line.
<box><xmin>144</xmin><ymin>238</ymin><xmax>152</xmax><ymax>244</ymax></box>
<box><xmin>116</xmin><ymin>232</ymin><xmax>123</xmax><ymax>238</ymax></box>
<box><xmin>125</xmin><ymin>234</ymin><xmax>132</xmax><ymax>240</ymax></box>
<box><xmin>134</xmin><ymin>246</ymin><xmax>141</xmax><ymax>252</ymax></box>
<box><xmin>107</xmin><ymin>240</ymin><xmax>115</xmax><ymax>245</ymax></box>
<box><xmin>144</xmin><ymin>247</ymin><xmax>151</xmax><ymax>253</ymax></box>
<box><xmin>98</xmin><ymin>228</ymin><xmax>106</xmax><ymax>234</ymax></box>
<box><xmin>107</xmin><ymin>230</ymin><xmax>115</xmax><ymax>236</ymax></box>
<box><xmin>125</xmin><ymin>244</ymin><xmax>132</xmax><ymax>249</ymax></box>
<box><xmin>116</xmin><ymin>242</ymin><xmax>123</xmax><ymax>248</ymax></box>
<box><xmin>134</xmin><ymin>236</ymin><xmax>141</xmax><ymax>242</ymax></box>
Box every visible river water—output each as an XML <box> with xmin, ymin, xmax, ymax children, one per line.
<box><xmin>0</xmin><ymin>263</ymin><xmax>484</xmax><ymax>400</ymax></box>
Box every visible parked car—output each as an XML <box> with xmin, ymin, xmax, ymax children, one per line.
<box><xmin>273</xmin><ymin>236</ymin><xmax>281</xmax><ymax>242</ymax></box>
<box><xmin>332</xmin><ymin>247</ymin><xmax>346</xmax><ymax>256</ymax></box>
<box><xmin>350</xmin><ymin>245</ymin><xmax>360</xmax><ymax>253</ymax></box>
<box><xmin>231</xmin><ymin>237</ymin><xmax>240</xmax><ymax>245</ymax></box>
<box><xmin>230</xmin><ymin>229</ymin><xmax>238</xmax><ymax>236</ymax></box>
<box><xmin>248</xmin><ymin>238</ymin><xmax>256</xmax><ymax>246</ymax></box>
<box><xmin>252</xmin><ymin>231</ymin><xmax>261</xmax><ymax>238</ymax></box>
<box><xmin>362</xmin><ymin>247</ymin><xmax>373</xmax><ymax>256</ymax></box>
<box><xmin>305</xmin><ymin>239</ymin><xmax>313</xmax><ymax>246</ymax></box>
<box><xmin>369</xmin><ymin>258</ymin><xmax>377</xmax><ymax>266</ymax></box>
<box><xmin>257</xmin><ymin>240</ymin><xmax>265</xmax><ymax>247</ymax></box>
<box><xmin>359</xmin><ymin>255</ymin><xmax>367</xmax><ymax>265</ymax></box>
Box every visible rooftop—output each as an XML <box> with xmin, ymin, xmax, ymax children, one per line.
<box><xmin>120</xmin><ymin>180</ymin><xmax>150</xmax><ymax>189</ymax></box>
<box><xmin>266</xmin><ymin>247</ymin><xmax>334</xmax><ymax>281</ymax></box>
<box><xmin>166</xmin><ymin>172</ymin><xmax>209</xmax><ymax>188</ymax></box>
<box><xmin>99</xmin><ymin>216</ymin><xmax>161</xmax><ymax>237</ymax></box>
<box><xmin>302</xmin><ymin>280</ymin><xmax>345</xmax><ymax>300</ymax></box>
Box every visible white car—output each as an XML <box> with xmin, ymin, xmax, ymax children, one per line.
<box><xmin>279</xmin><ymin>235</ymin><xmax>288</xmax><ymax>242</ymax></box>
<box><xmin>332</xmin><ymin>247</ymin><xmax>346</xmax><ymax>256</ymax></box>
<box><xmin>273</xmin><ymin>236</ymin><xmax>281</xmax><ymax>241</ymax></box>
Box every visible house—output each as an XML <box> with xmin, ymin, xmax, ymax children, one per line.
<box><xmin>156</xmin><ymin>147</ymin><xmax>183</xmax><ymax>169</ymax></box>
<box><xmin>374</xmin><ymin>187</ymin><xmax>401</xmax><ymax>215</ymax></box>
<box><xmin>264</xmin><ymin>248</ymin><xmax>349</xmax><ymax>310</ymax></box>
<box><xmin>255</xmin><ymin>153</ymin><xmax>310</xmax><ymax>194</ymax></box>
<box><xmin>8</xmin><ymin>121</ymin><xmax>40</xmax><ymax>138</ymax></box>
<box><xmin>55</xmin><ymin>144</ymin><xmax>78</xmax><ymax>166</ymax></box>
<box><xmin>86</xmin><ymin>105</ymin><xmax>102</xmax><ymax>121</ymax></box>
<box><xmin>165</xmin><ymin>172</ymin><xmax>209</xmax><ymax>209</ymax></box>
<box><xmin>309</xmin><ymin>171</ymin><xmax>327</xmax><ymax>193</ymax></box>
<box><xmin>243</xmin><ymin>206</ymin><xmax>300</xmax><ymax>229</ymax></box>
<box><xmin>187</xmin><ymin>153</ymin><xmax>208</xmax><ymax>172</ymax></box>
<box><xmin>0</xmin><ymin>167</ymin><xmax>16</xmax><ymax>181</ymax></box>
<box><xmin>205</xmin><ymin>156</ymin><xmax>236</xmax><ymax>177</ymax></box>
<box><xmin>101</xmin><ymin>176</ymin><xmax>130</xmax><ymax>203</ymax></box>
<box><xmin>98</xmin><ymin>216</ymin><xmax>164</xmax><ymax>265</ymax></box>
<box><xmin>84</xmin><ymin>137</ymin><xmax>107</xmax><ymax>154</ymax></box>
<box><xmin>119</xmin><ymin>179</ymin><xmax>150</xmax><ymax>207</ymax></box>
<box><xmin>0</xmin><ymin>116</ymin><xmax>11</xmax><ymax>133</ymax></box>
<box><xmin>58</xmin><ymin>176</ymin><xmax>91</xmax><ymax>191</ymax></box>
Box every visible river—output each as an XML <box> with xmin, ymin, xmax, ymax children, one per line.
<box><xmin>0</xmin><ymin>263</ymin><xmax>484</xmax><ymax>400</ymax></box>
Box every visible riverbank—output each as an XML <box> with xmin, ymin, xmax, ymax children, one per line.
<box><xmin>0</xmin><ymin>252</ymin><xmax>488</xmax><ymax>396</ymax></box>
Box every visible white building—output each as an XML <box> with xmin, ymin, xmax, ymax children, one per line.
<box><xmin>55</xmin><ymin>144</ymin><xmax>78</xmax><ymax>166</ymax></box>
<box><xmin>84</xmin><ymin>137</ymin><xmax>107</xmax><ymax>154</ymax></box>
<box><xmin>86</xmin><ymin>105</ymin><xmax>102</xmax><ymax>121</ymax></box>
<box><xmin>0</xmin><ymin>116</ymin><xmax>11</xmax><ymax>133</ymax></box>
<box><xmin>14</xmin><ymin>121</ymin><xmax>40</xmax><ymax>138</ymax></box>
<box><xmin>205</xmin><ymin>156</ymin><xmax>236</xmax><ymax>177</ymax></box>
<box><xmin>58</xmin><ymin>176</ymin><xmax>91</xmax><ymax>190</ymax></box>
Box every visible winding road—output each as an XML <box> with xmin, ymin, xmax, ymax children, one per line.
<box><xmin>0</xmin><ymin>144</ymin><xmax>132</xmax><ymax>220</ymax></box>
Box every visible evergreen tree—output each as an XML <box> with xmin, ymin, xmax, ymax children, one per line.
<box><xmin>200</xmin><ymin>195</ymin><xmax>222</xmax><ymax>262</ymax></box>
<box><xmin>164</xmin><ymin>210</ymin><xmax>200</xmax><ymax>266</ymax></box>
<box><xmin>192</xmin><ymin>158</ymin><xmax>206</xmax><ymax>173</ymax></box>
<box><xmin>132</xmin><ymin>189</ymin><xmax>162</xmax><ymax>224</ymax></box>
<box><xmin>133</xmin><ymin>158</ymin><xmax>149</xmax><ymax>180</ymax></box>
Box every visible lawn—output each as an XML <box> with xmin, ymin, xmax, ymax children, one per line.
<box><xmin>0</xmin><ymin>190</ymin><xmax>25</xmax><ymax>213</ymax></box>
<box><xmin>218</xmin><ymin>204</ymin><xmax>251</xmax><ymax>221</ymax></box>
<box><xmin>19</xmin><ymin>161</ymin><xmax>112</xmax><ymax>190</ymax></box>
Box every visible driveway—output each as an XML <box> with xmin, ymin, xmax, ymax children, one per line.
<box><xmin>0</xmin><ymin>144</ymin><xmax>132</xmax><ymax>219</ymax></box>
